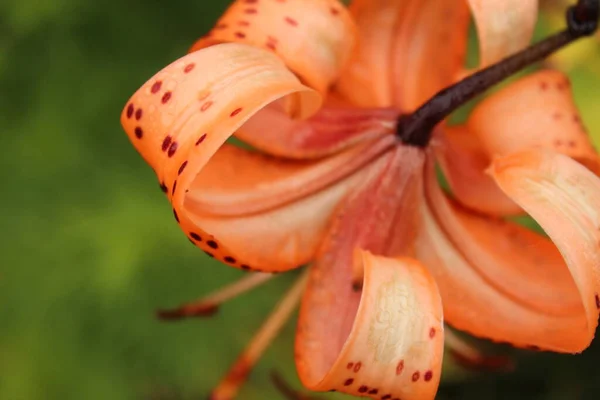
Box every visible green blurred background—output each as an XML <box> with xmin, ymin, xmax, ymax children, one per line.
<box><xmin>1</xmin><ymin>1</ymin><xmax>600</xmax><ymax>399</ymax></box>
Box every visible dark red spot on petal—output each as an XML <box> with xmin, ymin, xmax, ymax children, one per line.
<box><xmin>173</xmin><ymin>209</ymin><xmax>180</xmax><ymax>223</ymax></box>
<box><xmin>330</xmin><ymin>7</ymin><xmax>339</xmax><ymax>15</ymax></box>
<box><xmin>241</xmin><ymin>264</ymin><xmax>251</xmax><ymax>270</ymax></box>
<box><xmin>396</xmin><ymin>360</ymin><xmax>404</xmax><ymax>375</ymax></box>
<box><xmin>167</xmin><ymin>142</ymin><xmax>178</xmax><ymax>157</ymax></box>
<box><xmin>368</xmin><ymin>388</ymin><xmax>379</xmax><ymax>395</ymax></box>
<box><xmin>230</xmin><ymin>108</ymin><xmax>243</xmax><ymax>117</ymax></box>
<box><xmin>381</xmin><ymin>395</ymin><xmax>392</xmax><ymax>400</ymax></box>
<box><xmin>162</xmin><ymin>91</ymin><xmax>172</xmax><ymax>104</ymax></box>
<box><xmin>284</xmin><ymin>16</ymin><xmax>298</xmax><ymax>26</ymax></box>
<box><xmin>412</xmin><ymin>371</ymin><xmax>420</xmax><ymax>382</ymax></box>
<box><xmin>216</xmin><ymin>23</ymin><xmax>228</xmax><ymax>30</ymax></box>
<box><xmin>190</xmin><ymin>232</ymin><xmax>202</xmax><ymax>241</ymax></box>
<box><xmin>126</xmin><ymin>103</ymin><xmax>134</xmax><ymax>118</ymax></box>
<box><xmin>358</xmin><ymin>386</ymin><xmax>368</xmax><ymax>393</ymax></box>
<box><xmin>353</xmin><ymin>362</ymin><xmax>362</xmax><ymax>373</ymax></box>
<box><xmin>207</xmin><ymin>240</ymin><xmax>219</xmax><ymax>249</ymax></box>
<box><xmin>171</xmin><ymin>180</ymin><xmax>177</xmax><ymax>195</ymax></box>
<box><xmin>235</xmin><ymin>31</ymin><xmax>247</xmax><ymax>38</ymax></box>
<box><xmin>201</xmin><ymin>101</ymin><xmax>213</xmax><ymax>112</ymax></box>
<box><xmin>346</xmin><ymin>362</ymin><xmax>354</xmax><ymax>370</ymax></box>
<box><xmin>424</xmin><ymin>370</ymin><xmax>433</xmax><ymax>382</ymax></box>
<box><xmin>429</xmin><ymin>327</ymin><xmax>436</xmax><ymax>338</ymax></box>
<box><xmin>195</xmin><ymin>134</ymin><xmax>207</xmax><ymax>145</ymax></box>
<box><xmin>204</xmin><ymin>250</ymin><xmax>215</xmax><ymax>258</ymax></box>
<box><xmin>178</xmin><ymin>161</ymin><xmax>188</xmax><ymax>175</ymax></box>
<box><xmin>224</xmin><ymin>256</ymin><xmax>236</xmax><ymax>264</ymax></box>
<box><xmin>343</xmin><ymin>378</ymin><xmax>354</xmax><ymax>386</ymax></box>
<box><xmin>134</xmin><ymin>127</ymin><xmax>143</xmax><ymax>139</ymax></box>
<box><xmin>135</xmin><ymin>108</ymin><xmax>143</xmax><ymax>121</ymax></box>
<box><xmin>595</xmin><ymin>293</ymin><xmax>600</xmax><ymax>309</ymax></box>
<box><xmin>160</xmin><ymin>182</ymin><xmax>168</xmax><ymax>193</ymax></box>
<box><xmin>161</xmin><ymin>135</ymin><xmax>172</xmax><ymax>152</ymax></box>
<box><xmin>151</xmin><ymin>81</ymin><xmax>162</xmax><ymax>93</ymax></box>
<box><xmin>184</xmin><ymin>63</ymin><xmax>195</xmax><ymax>73</ymax></box>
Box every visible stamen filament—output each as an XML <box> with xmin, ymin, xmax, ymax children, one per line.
<box><xmin>397</xmin><ymin>0</ymin><xmax>599</xmax><ymax>147</ymax></box>
<box><xmin>157</xmin><ymin>272</ymin><xmax>274</xmax><ymax>320</ymax></box>
<box><xmin>209</xmin><ymin>272</ymin><xmax>309</xmax><ymax>400</ymax></box>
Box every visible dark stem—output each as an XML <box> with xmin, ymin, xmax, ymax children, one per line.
<box><xmin>397</xmin><ymin>0</ymin><xmax>599</xmax><ymax>147</ymax></box>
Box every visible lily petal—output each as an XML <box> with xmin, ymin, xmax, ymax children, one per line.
<box><xmin>122</xmin><ymin>43</ymin><xmax>341</xmax><ymax>272</ymax></box>
<box><xmin>295</xmin><ymin>146</ymin><xmax>441</xmax><ymax>398</ymax></box>
<box><xmin>419</xmin><ymin>151</ymin><xmax>600</xmax><ymax>352</ymax></box>
<box><xmin>435</xmin><ymin>126</ymin><xmax>522</xmax><ymax>216</ymax></box>
<box><xmin>297</xmin><ymin>250</ymin><xmax>444</xmax><ymax>400</ymax></box>
<box><xmin>189</xmin><ymin>136</ymin><xmax>394</xmax><ymax>216</ymax></box>
<box><xmin>233</xmin><ymin>100</ymin><xmax>398</xmax><ymax>159</ymax></box>
<box><xmin>438</xmin><ymin>70</ymin><xmax>600</xmax><ymax>216</ymax></box>
<box><xmin>467</xmin><ymin>0</ymin><xmax>538</xmax><ymax>67</ymax></box>
<box><xmin>190</xmin><ymin>0</ymin><xmax>356</xmax><ymax>95</ymax></box>
<box><xmin>338</xmin><ymin>0</ymin><xmax>470</xmax><ymax>109</ymax></box>
<box><xmin>468</xmin><ymin>70</ymin><xmax>600</xmax><ymax>173</ymax></box>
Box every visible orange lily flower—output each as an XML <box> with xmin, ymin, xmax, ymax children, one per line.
<box><xmin>120</xmin><ymin>1</ymin><xmax>600</xmax><ymax>399</ymax></box>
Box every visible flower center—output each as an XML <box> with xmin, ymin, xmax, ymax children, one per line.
<box><xmin>396</xmin><ymin>0</ymin><xmax>599</xmax><ymax>148</ymax></box>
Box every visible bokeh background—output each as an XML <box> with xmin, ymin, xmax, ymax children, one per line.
<box><xmin>1</xmin><ymin>1</ymin><xmax>600</xmax><ymax>399</ymax></box>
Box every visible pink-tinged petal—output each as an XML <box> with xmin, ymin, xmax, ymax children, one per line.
<box><xmin>468</xmin><ymin>70</ymin><xmax>600</xmax><ymax>174</ymax></box>
<box><xmin>190</xmin><ymin>0</ymin><xmax>357</xmax><ymax>95</ymax></box>
<box><xmin>418</xmin><ymin>151</ymin><xmax>600</xmax><ymax>352</ymax></box>
<box><xmin>467</xmin><ymin>0</ymin><xmax>538</xmax><ymax>67</ymax></box>
<box><xmin>435</xmin><ymin>126</ymin><xmax>522</xmax><ymax>216</ymax></box>
<box><xmin>234</xmin><ymin>100</ymin><xmax>398</xmax><ymax>159</ymax></box>
<box><xmin>337</xmin><ymin>0</ymin><xmax>470</xmax><ymax>109</ymax></box>
<box><xmin>295</xmin><ymin>146</ymin><xmax>441</xmax><ymax>398</ymax></box>
<box><xmin>297</xmin><ymin>250</ymin><xmax>444</xmax><ymax>400</ymax></box>
<box><xmin>191</xmin><ymin>136</ymin><xmax>395</xmax><ymax>216</ymax></box>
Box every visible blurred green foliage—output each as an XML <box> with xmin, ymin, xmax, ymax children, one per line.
<box><xmin>1</xmin><ymin>1</ymin><xmax>600</xmax><ymax>399</ymax></box>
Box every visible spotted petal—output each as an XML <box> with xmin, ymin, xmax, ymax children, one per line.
<box><xmin>121</xmin><ymin>43</ymin><xmax>360</xmax><ymax>272</ymax></box>
<box><xmin>190</xmin><ymin>0</ymin><xmax>356</xmax><ymax>95</ymax></box>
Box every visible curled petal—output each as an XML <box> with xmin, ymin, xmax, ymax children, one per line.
<box><xmin>296</xmin><ymin>146</ymin><xmax>441</xmax><ymax>398</ymax></box>
<box><xmin>489</xmin><ymin>149</ymin><xmax>600</xmax><ymax>351</ymax></box>
<box><xmin>419</xmin><ymin>151</ymin><xmax>600</xmax><ymax>352</ymax></box>
<box><xmin>468</xmin><ymin>70</ymin><xmax>600</xmax><ymax>174</ymax></box>
<box><xmin>467</xmin><ymin>0</ymin><xmax>538</xmax><ymax>67</ymax></box>
<box><xmin>191</xmin><ymin>0</ymin><xmax>356</xmax><ymax>94</ymax></box>
<box><xmin>337</xmin><ymin>0</ymin><xmax>470</xmax><ymax>109</ymax></box>
<box><xmin>121</xmin><ymin>43</ymin><xmax>334</xmax><ymax>272</ymax></box>
<box><xmin>297</xmin><ymin>250</ymin><xmax>444</xmax><ymax>400</ymax></box>
<box><xmin>435</xmin><ymin>126</ymin><xmax>522</xmax><ymax>216</ymax></box>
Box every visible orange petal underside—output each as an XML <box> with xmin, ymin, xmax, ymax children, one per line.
<box><xmin>467</xmin><ymin>0</ymin><xmax>538</xmax><ymax>67</ymax></box>
<box><xmin>190</xmin><ymin>0</ymin><xmax>356</xmax><ymax>95</ymax></box>
<box><xmin>337</xmin><ymin>0</ymin><xmax>470</xmax><ymax>110</ymax></box>
<box><xmin>297</xmin><ymin>250</ymin><xmax>444</xmax><ymax>400</ymax></box>
<box><xmin>419</xmin><ymin>151</ymin><xmax>600</xmax><ymax>352</ymax></box>
<box><xmin>435</xmin><ymin>126</ymin><xmax>522</xmax><ymax>216</ymax></box>
<box><xmin>121</xmin><ymin>43</ymin><xmax>333</xmax><ymax>272</ymax></box>
<box><xmin>468</xmin><ymin>70</ymin><xmax>600</xmax><ymax>174</ymax></box>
